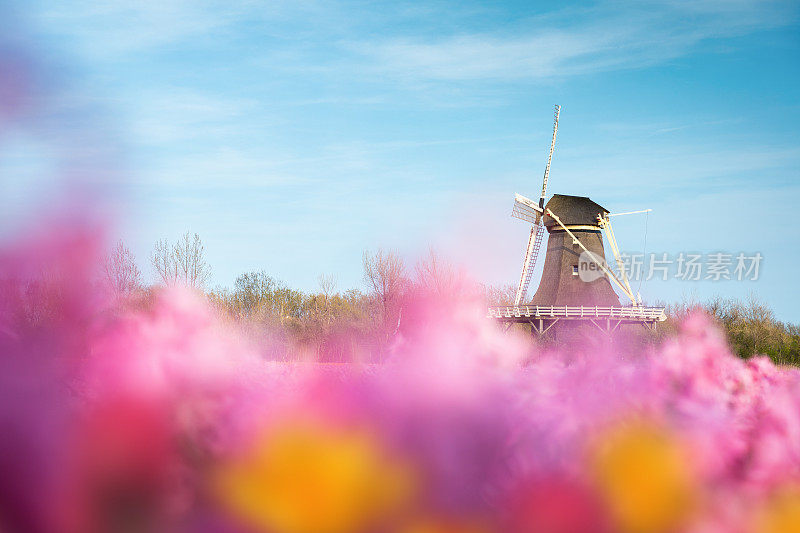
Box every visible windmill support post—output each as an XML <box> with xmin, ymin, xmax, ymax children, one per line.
<box><xmin>528</xmin><ymin>317</ymin><xmax>560</xmax><ymax>337</ymax></box>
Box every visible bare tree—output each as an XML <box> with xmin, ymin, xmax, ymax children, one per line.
<box><xmin>318</xmin><ymin>274</ymin><xmax>337</xmax><ymax>300</ymax></box>
<box><xmin>317</xmin><ymin>274</ymin><xmax>337</xmax><ymax>327</ymax></box>
<box><xmin>150</xmin><ymin>238</ymin><xmax>177</xmax><ymax>286</ymax></box>
<box><xmin>742</xmin><ymin>293</ymin><xmax>775</xmax><ymax>355</ymax></box>
<box><xmin>415</xmin><ymin>247</ymin><xmax>460</xmax><ymax>298</ymax></box>
<box><xmin>233</xmin><ymin>270</ymin><xmax>277</xmax><ymax>317</ymax></box>
<box><xmin>363</xmin><ymin>249</ymin><xmax>406</xmax><ymax>345</ymax></box>
<box><xmin>173</xmin><ymin>232</ymin><xmax>210</xmax><ymax>289</ymax></box>
<box><xmin>103</xmin><ymin>240</ymin><xmax>141</xmax><ymax>297</ymax></box>
<box><xmin>483</xmin><ymin>283</ymin><xmax>517</xmax><ymax>306</ymax></box>
<box><xmin>150</xmin><ymin>232</ymin><xmax>210</xmax><ymax>290</ymax></box>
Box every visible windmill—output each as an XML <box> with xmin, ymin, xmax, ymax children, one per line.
<box><xmin>493</xmin><ymin>106</ymin><xmax>666</xmax><ymax>334</ymax></box>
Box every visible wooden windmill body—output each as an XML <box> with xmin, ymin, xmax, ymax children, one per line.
<box><xmin>529</xmin><ymin>194</ymin><xmax>619</xmax><ymax>307</ymax></box>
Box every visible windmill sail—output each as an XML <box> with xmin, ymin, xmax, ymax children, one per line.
<box><xmin>539</xmin><ymin>105</ymin><xmax>560</xmax><ymax>209</ymax></box>
<box><xmin>512</xmin><ymin>105</ymin><xmax>560</xmax><ymax>306</ymax></box>
<box><xmin>512</xmin><ymin>193</ymin><xmax>543</xmax><ymax>223</ymax></box>
<box><xmin>514</xmin><ymin>224</ymin><xmax>544</xmax><ymax>305</ymax></box>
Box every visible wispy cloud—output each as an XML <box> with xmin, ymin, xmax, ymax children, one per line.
<box><xmin>31</xmin><ymin>0</ymin><xmax>797</xmax><ymax>80</ymax></box>
<box><xmin>30</xmin><ymin>0</ymin><xmax>346</xmax><ymax>59</ymax></box>
<box><xmin>34</xmin><ymin>1</ymin><xmax>228</xmax><ymax>58</ymax></box>
<box><xmin>124</xmin><ymin>89</ymin><xmax>262</xmax><ymax>144</ymax></box>
<box><xmin>350</xmin><ymin>0</ymin><xmax>796</xmax><ymax>82</ymax></box>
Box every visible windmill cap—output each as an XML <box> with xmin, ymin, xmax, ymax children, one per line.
<box><xmin>542</xmin><ymin>194</ymin><xmax>609</xmax><ymax>228</ymax></box>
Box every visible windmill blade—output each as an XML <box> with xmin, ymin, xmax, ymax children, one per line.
<box><xmin>510</xmin><ymin>105</ymin><xmax>560</xmax><ymax>305</ymax></box>
<box><xmin>512</xmin><ymin>193</ymin><xmax>543</xmax><ymax>224</ymax></box>
<box><xmin>539</xmin><ymin>104</ymin><xmax>561</xmax><ymax>208</ymax></box>
<box><xmin>514</xmin><ymin>223</ymin><xmax>545</xmax><ymax>306</ymax></box>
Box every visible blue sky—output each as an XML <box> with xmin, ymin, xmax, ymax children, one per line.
<box><xmin>2</xmin><ymin>0</ymin><xmax>800</xmax><ymax>320</ymax></box>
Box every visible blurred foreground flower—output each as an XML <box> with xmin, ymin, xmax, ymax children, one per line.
<box><xmin>60</xmin><ymin>398</ymin><xmax>181</xmax><ymax>533</ymax></box>
<box><xmin>215</xmin><ymin>422</ymin><xmax>415</xmax><ymax>533</ymax></box>
<box><xmin>400</xmin><ymin>516</ymin><xmax>489</xmax><ymax>533</ymax></box>
<box><xmin>588</xmin><ymin>421</ymin><xmax>699</xmax><ymax>533</ymax></box>
<box><xmin>752</xmin><ymin>485</ymin><xmax>800</xmax><ymax>533</ymax></box>
<box><xmin>3</xmin><ymin>224</ymin><xmax>800</xmax><ymax>533</ymax></box>
<box><xmin>504</xmin><ymin>476</ymin><xmax>610</xmax><ymax>533</ymax></box>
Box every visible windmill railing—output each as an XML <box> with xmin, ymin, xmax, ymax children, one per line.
<box><xmin>487</xmin><ymin>305</ymin><xmax>667</xmax><ymax>322</ymax></box>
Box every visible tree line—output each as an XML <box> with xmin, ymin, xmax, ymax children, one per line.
<box><xmin>104</xmin><ymin>233</ymin><xmax>469</xmax><ymax>362</ymax></box>
<box><xmin>103</xmin><ymin>232</ymin><xmax>800</xmax><ymax>365</ymax></box>
<box><xmin>657</xmin><ymin>295</ymin><xmax>800</xmax><ymax>366</ymax></box>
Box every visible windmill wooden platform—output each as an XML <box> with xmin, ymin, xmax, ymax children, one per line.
<box><xmin>488</xmin><ymin>305</ymin><xmax>666</xmax><ymax>334</ymax></box>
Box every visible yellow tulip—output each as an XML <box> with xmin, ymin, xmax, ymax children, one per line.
<box><xmin>400</xmin><ymin>516</ymin><xmax>491</xmax><ymax>533</ymax></box>
<box><xmin>588</xmin><ymin>421</ymin><xmax>698</xmax><ymax>533</ymax></box>
<box><xmin>752</xmin><ymin>485</ymin><xmax>800</xmax><ymax>533</ymax></box>
<box><xmin>215</xmin><ymin>422</ymin><xmax>415</xmax><ymax>533</ymax></box>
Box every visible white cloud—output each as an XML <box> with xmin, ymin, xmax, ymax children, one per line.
<box><xmin>33</xmin><ymin>1</ymin><xmax>228</xmax><ymax>58</ymax></box>
<box><xmin>30</xmin><ymin>0</ymin><xmax>345</xmax><ymax>59</ymax></box>
<box><xmin>124</xmin><ymin>89</ymin><xmax>261</xmax><ymax>144</ymax></box>
<box><xmin>30</xmin><ymin>0</ymin><xmax>797</xmax><ymax>79</ymax></box>
<box><xmin>350</xmin><ymin>0</ymin><xmax>795</xmax><ymax>82</ymax></box>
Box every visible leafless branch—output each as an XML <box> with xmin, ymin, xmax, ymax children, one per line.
<box><xmin>104</xmin><ymin>240</ymin><xmax>141</xmax><ymax>297</ymax></box>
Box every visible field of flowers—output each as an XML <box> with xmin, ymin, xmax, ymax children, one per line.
<box><xmin>2</xmin><ymin>226</ymin><xmax>800</xmax><ymax>533</ymax></box>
